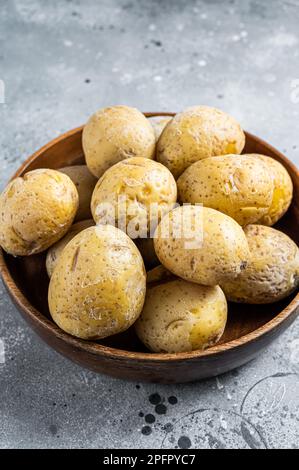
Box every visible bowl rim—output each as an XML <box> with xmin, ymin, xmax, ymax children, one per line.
<box><xmin>1</xmin><ymin>115</ymin><xmax>299</xmax><ymax>363</ymax></box>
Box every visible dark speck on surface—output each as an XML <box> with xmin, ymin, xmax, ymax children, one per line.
<box><xmin>141</xmin><ymin>426</ymin><xmax>152</xmax><ymax>436</ymax></box>
<box><xmin>151</xmin><ymin>40</ymin><xmax>162</xmax><ymax>47</ymax></box>
<box><xmin>136</xmin><ymin>384</ymin><xmax>140</xmax><ymax>389</ymax></box>
<box><xmin>178</xmin><ymin>436</ymin><xmax>191</xmax><ymax>449</ymax></box>
<box><xmin>145</xmin><ymin>414</ymin><xmax>155</xmax><ymax>424</ymax></box>
<box><xmin>85</xmin><ymin>78</ymin><xmax>91</xmax><ymax>83</ymax></box>
<box><xmin>139</xmin><ymin>412</ymin><xmax>144</xmax><ymax>418</ymax></box>
<box><xmin>149</xmin><ymin>393</ymin><xmax>161</xmax><ymax>405</ymax></box>
<box><xmin>168</xmin><ymin>396</ymin><xmax>178</xmax><ymax>405</ymax></box>
<box><xmin>155</xmin><ymin>404</ymin><xmax>167</xmax><ymax>415</ymax></box>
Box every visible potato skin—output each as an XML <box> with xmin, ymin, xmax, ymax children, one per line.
<box><xmin>249</xmin><ymin>154</ymin><xmax>293</xmax><ymax>226</ymax></box>
<box><xmin>177</xmin><ymin>155</ymin><xmax>274</xmax><ymax>226</ymax></box>
<box><xmin>0</xmin><ymin>169</ymin><xmax>78</xmax><ymax>256</ymax></box>
<box><xmin>91</xmin><ymin>157</ymin><xmax>177</xmax><ymax>237</ymax></box>
<box><xmin>83</xmin><ymin>105</ymin><xmax>156</xmax><ymax>178</ymax></box>
<box><xmin>59</xmin><ymin>165</ymin><xmax>97</xmax><ymax>221</ymax></box>
<box><xmin>154</xmin><ymin>205</ymin><xmax>249</xmax><ymax>286</ymax></box>
<box><xmin>48</xmin><ymin>225</ymin><xmax>146</xmax><ymax>340</ymax></box>
<box><xmin>148</xmin><ymin>116</ymin><xmax>172</xmax><ymax>141</ymax></box>
<box><xmin>156</xmin><ymin>106</ymin><xmax>245</xmax><ymax>178</ymax></box>
<box><xmin>46</xmin><ymin>219</ymin><xmax>94</xmax><ymax>277</ymax></box>
<box><xmin>135</xmin><ymin>280</ymin><xmax>227</xmax><ymax>353</ymax></box>
<box><xmin>221</xmin><ymin>225</ymin><xmax>299</xmax><ymax>304</ymax></box>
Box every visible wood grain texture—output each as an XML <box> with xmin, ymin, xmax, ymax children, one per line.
<box><xmin>0</xmin><ymin>113</ymin><xmax>298</xmax><ymax>383</ymax></box>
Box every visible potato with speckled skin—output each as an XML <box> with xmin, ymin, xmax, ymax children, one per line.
<box><xmin>135</xmin><ymin>280</ymin><xmax>227</xmax><ymax>353</ymax></box>
<box><xmin>221</xmin><ymin>225</ymin><xmax>299</xmax><ymax>304</ymax></box>
<box><xmin>46</xmin><ymin>219</ymin><xmax>94</xmax><ymax>277</ymax></box>
<box><xmin>134</xmin><ymin>237</ymin><xmax>160</xmax><ymax>270</ymax></box>
<box><xmin>148</xmin><ymin>116</ymin><xmax>172</xmax><ymax>140</ymax></box>
<box><xmin>177</xmin><ymin>155</ymin><xmax>274</xmax><ymax>226</ymax></box>
<box><xmin>156</xmin><ymin>106</ymin><xmax>245</xmax><ymax>178</ymax></box>
<box><xmin>59</xmin><ymin>165</ymin><xmax>97</xmax><ymax>221</ymax></box>
<box><xmin>48</xmin><ymin>225</ymin><xmax>146</xmax><ymax>340</ymax></box>
<box><xmin>249</xmin><ymin>154</ymin><xmax>293</xmax><ymax>226</ymax></box>
<box><xmin>83</xmin><ymin>106</ymin><xmax>156</xmax><ymax>178</ymax></box>
<box><xmin>154</xmin><ymin>205</ymin><xmax>249</xmax><ymax>286</ymax></box>
<box><xmin>91</xmin><ymin>157</ymin><xmax>177</xmax><ymax>237</ymax></box>
<box><xmin>0</xmin><ymin>169</ymin><xmax>78</xmax><ymax>256</ymax></box>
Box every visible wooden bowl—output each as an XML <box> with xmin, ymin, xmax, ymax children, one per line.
<box><xmin>1</xmin><ymin>112</ymin><xmax>299</xmax><ymax>384</ymax></box>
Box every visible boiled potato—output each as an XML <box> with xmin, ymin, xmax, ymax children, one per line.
<box><xmin>0</xmin><ymin>169</ymin><xmax>78</xmax><ymax>256</ymax></box>
<box><xmin>221</xmin><ymin>225</ymin><xmax>299</xmax><ymax>304</ymax></box>
<box><xmin>134</xmin><ymin>237</ymin><xmax>160</xmax><ymax>270</ymax></box>
<box><xmin>135</xmin><ymin>280</ymin><xmax>227</xmax><ymax>353</ymax></box>
<box><xmin>156</xmin><ymin>106</ymin><xmax>245</xmax><ymax>178</ymax></box>
<box><xmin>83</xmin><ymin>105</ymin><xmax>156</xmax><ymax>178</ymax></box>
<box><xmin>46</xmin><ymin>219</ymin><xmax>94</xmax><ymax>277</ymax></box>
<box><xmin>148</xmin><ymin>116</ymin><xmax>172</xmax><ymax>140</ymax></box>
<box><xmin>59</xmin><ymin>165</ymin><xmax>97</xmax><ymax>221</ymax></box>
<box><xmin>91</xmin><ymin>157</ymin><xmax>177</xmax><ymax>238</ymax></box>
<box><xmin>48</xmin><ymin>225</ymin><xmax>146</xmax><ymax>340</ymax></box>
<box><xmin>249</xmin><ymin>154</ymin><xmax>293</xmax><ymax>225</ymax></box>
<box><xmin>154</xmin><ymin>205</ymin><xmax>249</xmax><ymax>286</ymax></box>
<box><xmin>177</xmin><ymin>155</ymin><xmax>274</xmax><ymax>226</ymax></box>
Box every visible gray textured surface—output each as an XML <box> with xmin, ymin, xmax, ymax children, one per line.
<box><xmin>0</xmin><ymin>0</ymin><xmax>299</xmax><ymax>449</ymax></box>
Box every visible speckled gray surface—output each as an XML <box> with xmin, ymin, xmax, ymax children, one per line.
<box><xmin>0</xmin><ymin>0</ymin><xmax>299</xmax><ymax>449</ymax></box>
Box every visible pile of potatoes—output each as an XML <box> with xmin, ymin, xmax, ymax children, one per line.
<box><xmin>1</xmin><ymin>105</ymin><xmax>298</xmax><ymax>354</ymax></box>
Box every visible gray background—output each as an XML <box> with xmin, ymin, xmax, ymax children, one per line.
<box><xmin>0</xmin><ymin>0</ymin><xmax>299</xmax><ymax>449</ymax></box>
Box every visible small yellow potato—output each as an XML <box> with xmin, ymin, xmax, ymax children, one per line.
<box><xmin>91</xmin><ymin>157</ymin><xmax>177</xmax><ymax>237</ymax></box>
<box><xmin>154</xmin><ymin>205</ymin><xmax>249</xmax><ymax>286</ymax></box>
<box><xmin>249</xmin><ymin>154</ymin><xmax>293</xmax><ymax>226</ymax></box>
<box><xmin>134</xmin><ymin>237</ymin><xmax>160</xmax><ymax>269</ymax></box>
<box><xmin>156</xmin><ymin>106</ymin><xmax>245</xmax><ymax>178</ymax></box>
<box><xmin>46</xmin><ymin>219</ymin><xmax>94</xmax><ymax>277</ymax></box>
<box><xmin>146</xmin><ymin>265</ymin><xmax>174</xmax><ymax>284</ymax></box>
<box><xmin>135</xmin><ymin>280</ymin><xmax>227</xmax><ymax>353</ymax></box>
<box><xmin>83</xmin><ymin>105</ymin><xmax>156</xmax><ymax>178</ymax></box>
<box><xmin>48</xmin><ymin>225</ymin><xmax>146</xmax><ymax>340</ymax></box>
<box><xmin>148</xmin><ymin>116</ymin><xmax>172</xmax><ymax>140</ymax></box>
<box><xmin>177</xmin><ymin>155</ymin><xmax>274</xmax><ymax>226</ymax></box>
<box><xmin>221</xmin><ymin>225</ymin><xmax>299</xmax><ymax>304</ymax></box>
<box><xmin>0</xmin><ymin>169</ymin><xmax>78</xmax><ymax>256</ymax></box>
<box><xmin>59</xmin><ymin>165</ymin><xmax>97</xmax><ymax>221</ymax></box>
